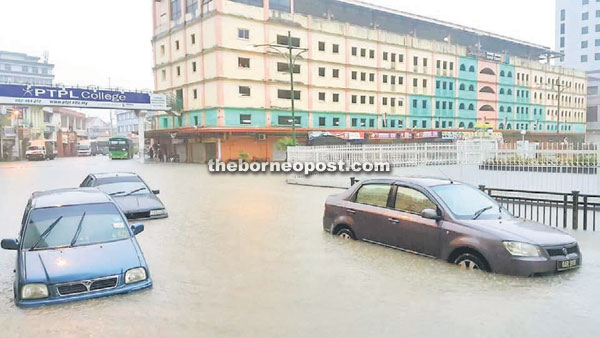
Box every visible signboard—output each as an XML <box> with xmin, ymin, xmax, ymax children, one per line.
<box><xmin>368</xmin><ymin>132</ymin><xmax>397</xmax><ymax>140</ymax></box>
<box><xmin>0</xmin><ymin>84</ymin><xmax>169</xmax><ymax>110</ymax></box>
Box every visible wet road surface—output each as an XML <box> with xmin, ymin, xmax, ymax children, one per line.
<box><xmin>0</xmin><ymin>157</ymin><xmax>599</xmax><ymax>337</ymax></box>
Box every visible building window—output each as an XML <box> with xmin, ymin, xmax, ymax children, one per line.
<box><xmin>383</xmin><ymin>52</ymin><xmax>388</xmax><ymax>61</ymax></box>
<box><xmin>383</xmin><ymin>75</ymin><xmax>388</xmax><ymax>83</ymax></box>
<box><xmin>276</xmin><ymin>34</ymin><xmax>300</xmax><ymax>47</ymax></box>
<box><xmin>277</xmin><ymin>62</ymin><xmax>300</xmax><ymax>73</ymax></box>
<box><xmin>351</xmin><ymin>95</ymin><xmax>357</xmax><ymax>104</ymax></box>
<box><xmin>391</xmin><ymin>53</ymin><xmax>396</xmax><ymax>62</ymax></box>
<box><xmin>318</xmin><ymin>67</ymin><xmax>326</xmax><ymax>77</ymax></box>
<box><xmin>160</xmin><ymin>45</ymin><xmax>165</xmax><ymax>55</ymax></box>
<box><xmin>596</xmin><ymin>53</ymin><xmax>600</xmax><ymax>60</ymax></box>
<box><xmin>332</xmin><ymin>44</ymin><xmax>339</xmax><ymax>53</ymax></box>
<box><xmin>270</xmin><ymin>0</ymin><xmax>291</xmax><ymax>12</ymax></box>
<box><xmin>192</xmin><ymin>61</ymin><xmax>197</xmax><ymax>72</ymax></box>
<box><xmin>360</xmin><ymin>96</ymin><xmax>366</xmax><ymax>104</ymax></box>
<box><xmin>582</xmin><ymin>27</ymin><xmax>589</xmax><ymax>34</ymax></box>
<box><xmin>369</xmin><ymin>96</ymin><xmax>374</xmax><ymax>105</ymax></box>
<box><xmin>369</xmin><ymin>73</ymin><xmax>375</xmax><ymax>82</ymax></box>
<box><xmin>318</xmin><ymin>92</ymin><xmax>325</xmax><ymax>101</ymax></box>
<box><xmin>318</xmin><ymin>117</ymin><xmax>326</xmax><ymax>127</ymax></box>
<box><xmin>333</xmin><ymin>117</ymin><xmax>340</xmax><ymax>126</ymax></box>
<box><xmin>360</xmin><ymin>48</ymin><xmax>366</xmax><ymax>57</ymax></box>
<box><xmin>596</xmin><ymin>24</ymin><xmax>600</xmax><ymax>32</ymax></box>
<box><xmin>560</xmin><ymin>37</ymin><xmax>565</xmax><ymax>48</ymax></box>
<box><xmin>351</xmin><ymin>118</ymin><xmax>357</xmax><ymax>127</ymax></box>
<box><xmin>582</xmin><ymin>55</ymin><xmax>588</xmax><ymax>62</ymax></box>
<box><xmin>187</xmin><ymin>0</ymin><xmax>198</xmax><ymax>13</ymax></box>
<box><xmin>582</xmin><ymin>40</ymin><xmax>588</xmax><ymax>48</ymax></box>
<box><xmin>171</xmin><ymin>0</ymin><xmax>182</xmax><ymax>20</ymax></box>
<box><xmin>239</xmin><ymin>86</ymin><xmax>250</xmax><ymax>96</ymax></box>
<box><xmin>413</xmin><ymin>56</ymin><xmax>418</xmax><ymax>66</ymax></box>
<box><xmin>333</xmin><ymin>93</ymin><xmax>339</xmax><ymax>102</ymax></box>
<box><xmin>382</xmin><ymin>97</ymin><xmax>388</xmax><ymax>105</ymax></box>
<box><xmin>318</xmin><ymin>41</ymin><xmax>325</xmax><ymax>51</ymax></box>
<box><xmin>583</xmin><ymin>12</ymin><xmax>589</xmax><ymax>20</ymax></box>
<box><xmin>560</xmin><ymin>23</ymin><xmax>565</xmax><ymax>35</ymax></box>
<box><xmin>193</xmin><ymin>116</ymin><xmax>199</xmax><ymax>126</ymax></box>
<box><xmin>332</xmin><ymin>69</ymin><xmax>339</xmax><ymax>78</ymax></box>
<box><xmin>240</xmin><ymin>114</ymin><xmax>252</xmax><ymax>125</ymax></box>
<box><xmin>361</xmin><ymin>72</ymin><xmax>366</xmax><ymax>81</ymax></box>
<box><xmin>351</xmin><ymin>71</ymin><xmax>357</xmax><ymax>80</ymax></box>
<box><xmin>175</xmin><ymin>40</ymin><xmax>180</xmax><ymax>50</ymax></box>
<box><xmin>351</xmin><ymin>47</ymin><xmax>357</xmax><ymax>56</ymax></box>
<box><xmin>176</xmin><ymin>66</ymin><xmax>181</xmax><ymax>76</ymax></box>
<box><xmin>277</xmin><ymin>89</ymin><xmax>300</xmax><ymax>99</ymax></box>
<box><xmin>238</xmin><ymin>57</ymin><xmax>250</xmax><ymax>68</ymax></box>
<box><xmin>191</xmin><ymin>34</ymin><xmax>196</xmax><ymax>44</ymax></box>
<box><xmin>161</xmin><ymin>69</ymin><xmax>166</xmax><ymax>80</ymax></box>
<box><xmin>238</xmin><ymin>28</ymin><xmax>250</xmax><ymax>39</ymax></box>
<box><xmin>278</xmin><ymin>116</ymin><xmax>300</xmax><ymax>126</ymax></box>
<box><xmin>369</xmin><ymin>50</ymin><xmax>375</xmax><ymax>59</ymax></box>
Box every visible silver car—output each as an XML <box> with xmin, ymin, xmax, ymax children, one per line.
<box><xmin>323</xmin><ymin>177</ymin><xmax>581</xmax><ymax>277</ymax></box>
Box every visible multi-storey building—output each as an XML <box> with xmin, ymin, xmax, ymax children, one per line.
<box><xmin>151</xmin><ymin>0</ymin><xmax>587</xmax><ymax>162</ymax></box>
<box><xmin>556</xmin><ymin>0</ymin><xmax>600</xmax><ymax>142</ymax></box>
<box><xmin>116</xmin><ymin>110</ymin><xmax>140</xmax><ymax>134</ymax></box>
<box><xmin>0</xmin><ymin>50</ymin><xmax>54</xmax><ymax>86</ymax></box>
<box><xmin>86</xmin><ymin>117</ymin><xmax>111</xmax><ymax>139</ymax></box>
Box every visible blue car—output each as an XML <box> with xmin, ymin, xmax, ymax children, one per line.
<box><xmin>1</xmin><ymin>188</ymin><xmax>152</xmax><ymax>307</ymax></box>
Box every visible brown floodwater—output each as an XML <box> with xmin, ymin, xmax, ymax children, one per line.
<box><xmin>0</xmin><ymin>157</ymin><xmax>599</xmax><ymax>337</ymax></box>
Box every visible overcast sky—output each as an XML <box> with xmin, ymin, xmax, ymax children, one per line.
<box><xmin>0</xmin><ymin>0</ymin><xmax>555</xmax><ymax>119</ymax></box>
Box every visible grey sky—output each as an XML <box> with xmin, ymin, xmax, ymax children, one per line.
<box><xmin>0</xmin><ymin>0</ymin><xmax>555</xmax><ymax>119</ymax></box>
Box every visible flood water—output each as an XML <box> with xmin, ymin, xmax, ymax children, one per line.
<box><xmin>1</xmin><ymin>157</ymin><xmax>599</xmax><ymax>337</ymax></box>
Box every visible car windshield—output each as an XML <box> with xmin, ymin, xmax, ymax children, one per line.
<box><xmin>432</xmin><ymin>184</ymin><xmax>512</xmax><ymax>220</ymax></box>
<box><xmin>22</xmin><ymin>203</ymin><xmax>130</xmax><ymax>250</ymax></box>
<box><xmin>96</xmin><ymin>181</ymin><xmax>149</xmax><ymax>196</ymax></box>
<box><xmin>27</xmin><ymin>146</ymin><xmax>43</xmax><ymax>151</ymax></box>
<box><xmin>78</xmin><ymin>145</ymin><xmax>90</xmax><ymax>150</ymax></box>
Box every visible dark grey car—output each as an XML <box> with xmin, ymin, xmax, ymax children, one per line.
<box><xmin>80</xmin><ymin>173</ymin><xmax>168</xmax><ymax>220</ymax></box>
<box><xmin>323</xmin><ymin>177</ymin><xmax>581</xmax><ymax>277</ymax></box>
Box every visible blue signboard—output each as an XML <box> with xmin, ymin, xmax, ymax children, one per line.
<box><xmin>0</xmin><ymin>84</ymin><xmax>168</xmax><ymax>110</ymax></box>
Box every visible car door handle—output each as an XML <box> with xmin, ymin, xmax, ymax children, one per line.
<box><xmin>388</xmin><ymin>218</ymin><xmax>400</xmax><ymax>224</ymax></box>
<box><xmin>347</xmin><ymin>209</ymin><xmax>356</xmax><ymax>214</ymax></box>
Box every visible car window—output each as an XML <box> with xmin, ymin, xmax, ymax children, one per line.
<box><xmin>22</xmin><ymin>203</ymin><xmax>130</xmax><ymax>250</ymax></box>
<box><xmin>394</xmin><ymin>187</ymin><xmax>436</xmax><ymax>215</ymax></box>
<box><xmin>355</xmin><ymin>184</ymin><xmax>391</xmax><ymax>207</ymax></box>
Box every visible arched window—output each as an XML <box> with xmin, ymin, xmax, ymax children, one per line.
<box><xmin>499</xmin><ymin>106</ymin><xmax>504</xmax><ymax>112</ymax></box>
<box><xmin>459</xmin><ymin>83</ymin><xmax>466</xmax><ymax>90</ymax></box>
<box><xmin>480</xmin><ymin>67</ymin><xmax>495</xmax><ymax>75</ymax></box>
<box><xmin>459</xmin><ymin>103</ymin><xmax>465</xmax><ymax>110</ymax></box>
<box><xmin>468</xmin><ymin>103</ymin><xmax>475</xmax><ymax>110</ymax></box>
<box><xmin>499</xmin><ymin>123</ymin><xmax>504</xmax><ymax>129</ymax></box>
<box><xmin>506</xmin><ymin>123</ymin><xmax>512</xmax><ymax>129</ymax></box>
<box><xmin>507</xmin><ymin>71</ymin><xmax>513</xmax><ymax>78</ymax></box>
<box><xmin>469</xmin><ymin>65</ymin><xmax>475</xmax><ymax>72</ymax></box>
<box><xmin>468</xmin><ymin>122</ymin><xmax>474</xmax><ymax>128</ymax></box>
<box><xmin>507</xmin><ymin>106</ymin><xmax>512</xmax><ymax>113</ymax></box>
<box><xmin>499</xmin><ymin>88</ymin><xmax>505</xmax><ymax>95</ymax></box>
<box><xmin>479</xmin><ymin>86</ymin><xmax>495</xmax><ymax>94</ymax></box>
<box><xmin>507</xmin><ymin>89</ymin><xmax>512</xmax><ymax>95</ymax></box>
<box><xmin>468</xmin><ymin>84</ymin><xmax>475</xmax><ymax>91</ymax></box>
<box><xmin>500</xmin><ymin>70</ymin><xmax>505</xmax><ymax>77</ymax></box>
<box><xmin>479</xmin><ymin>105</ymin><xmax>495</xmax><ymax>112</ymax></box>
<box><xmin>460</xmin><ymin>64</ymin><xmax>466</xmax><ymax>71</ymax></box>
<box><xmin>459</xmin><ymin>122</ymin><xmax>465</xmax><ymax>128</ymax></box>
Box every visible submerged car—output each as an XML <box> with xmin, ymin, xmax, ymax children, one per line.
<box><xmin>323</xmin><ymin>177</ymin><xmax>581</xmax><ymax>277</ymax></box>
<box><xmin>1</xmin><ymin>188</ymin><xmax>152</xmax><ymax>307</ymax></box>
<box><xmin>80</xmin><ymin>172</ymin><xmax>167</xmax><ymax>220</ymax></box>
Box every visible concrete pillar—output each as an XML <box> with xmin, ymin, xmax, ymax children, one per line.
<box><xmin>136</xmin><ymin>110</ymin><xmax>147</xmax><ymax>163</ymax></box>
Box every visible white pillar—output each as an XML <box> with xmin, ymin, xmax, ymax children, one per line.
<box><xmin>136</xmin><ymin>110</ymin><xmax>147</xmax><ymax>164</ymax></box>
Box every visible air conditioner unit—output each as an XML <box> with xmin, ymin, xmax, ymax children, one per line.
<box><xmin>257</xmin><ymin>133</ymin><xmax>266</xmax><ymax>141</ymax></box>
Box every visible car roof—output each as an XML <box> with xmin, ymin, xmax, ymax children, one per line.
<box><xmin>359</xmin><ymin>176</ymin><xmax>459</xmax><ymax>188</ymax></box>
<box><xmin>90</xmin><ymin>172</ymin><xmax>139</xmax><ymax>179</ymax></box>
<box><xmin>31</xmin><ymin>188</ymin><xmax>113</xmax><ymax>208</ymax></box>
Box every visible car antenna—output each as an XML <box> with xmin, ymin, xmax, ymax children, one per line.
<box><xmin>438</xmin><ymin>168</ymin><xmax>454</xmax><ymax>184</ymax></box>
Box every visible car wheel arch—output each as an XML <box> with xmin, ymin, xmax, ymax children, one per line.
<box><xmin>447</xmin><ymin>246</ymin><xmax>492</xmax><ymax>272</ymax></box>
<box><xmin>332</xmin><ymin>223</ymin><xmax>355</xmax><ymax>237</ymax></box>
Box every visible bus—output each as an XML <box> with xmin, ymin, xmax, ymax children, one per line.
<box><xmin>109</xmin><ymin>137</ymin><xmax>133</xmax><ymax>160</ymax></box>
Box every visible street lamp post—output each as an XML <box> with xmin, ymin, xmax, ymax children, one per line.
<box><xmin>251</xmin><ymin>31</ymin><xmax>308</xmax><ymax>144</ymax></box>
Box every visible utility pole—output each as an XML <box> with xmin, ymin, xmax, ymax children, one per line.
<box><xmin>251</xmin><ymin>31</ymin><xmax>308</xmax><ymax>144</ymax></box>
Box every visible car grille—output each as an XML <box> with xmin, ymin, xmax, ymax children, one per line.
<box><xmin>56</xmin><ymin>276</ymin><xmax>119</xmax><ymax>296</ymax></box>
<box><xmin>545</xmin><ymin>244</ymin><xmax>579</xmax><ymax>257</ymax></box>
<box><xmin>126</xmin><ymin>211</ymin><xmax>150</xmax><ymax>219</ymax></box>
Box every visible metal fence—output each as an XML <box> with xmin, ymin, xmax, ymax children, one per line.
<box><xmin>479</xmin><ymin>185</ymin><xmax>600</xmax><ymax>231</ymax></box>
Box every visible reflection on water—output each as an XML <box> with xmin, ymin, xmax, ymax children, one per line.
<box><xmin>0</xmin><ymin>158</ymin><xmax>599</xmax><ymax>337</ymax></box>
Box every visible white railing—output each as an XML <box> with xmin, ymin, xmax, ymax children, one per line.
<box><xmin>288</xmin><ymin>141</ymin><xmax>599</xmax><ymax>169</ymax></box>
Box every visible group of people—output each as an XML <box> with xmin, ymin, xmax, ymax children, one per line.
<box><xmin>148</xmin><ymin>144</ymin><xmax>166</xmax><ymax>162</ymax></box>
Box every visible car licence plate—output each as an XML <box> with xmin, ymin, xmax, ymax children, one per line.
<box><xmin>557</xmin><ymin>259</ymin><xmax>579</xmax><ymax>271</ymax></box>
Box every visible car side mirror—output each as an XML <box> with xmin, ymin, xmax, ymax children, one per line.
<box><xmin>152</xmin><ymin>189</ymin><xmax>160</xmax><ymax>195</ymax></box>
<box><xmin>131</xmin><ymin>223</ymin><xmax>144</xmax><ymax>236</ymax></box>
<box><xmin>421</xmin><ymin>209</ymin><xmax>441</xmax><ymax>221</ymax></box>
<box><xmin>1</xmin><ymin>238</ymin><xmax>19</xmax><ymax>250</ymax></box>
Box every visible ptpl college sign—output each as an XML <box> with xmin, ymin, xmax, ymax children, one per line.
<box><xmin>0</xmin><ymin>84</ymin><xmax>169</xmax><ymax>110</ymax></box>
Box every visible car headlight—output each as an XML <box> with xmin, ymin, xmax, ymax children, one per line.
<box><xmin>149</xmin><ymin>209</ymin><xmax>166</xmax><ymax>216</ymax></box>
<box><xmin>125</xmin><ymin>267</ymin><xmax>147</xmax><ymax>284</ymax></box>
<box><xmin>503</xmin><ymin>241</ymin><xmax>541</xmax><ymax>257</ymax></box>
<box><xmin>21</xmin><ymin>283</ymin><xmax>49</xmax><ymax>300</ymax></box>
